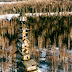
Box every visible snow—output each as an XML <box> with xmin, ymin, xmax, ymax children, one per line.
<box><xmin>0</xmin><ymin>12</ymin><xmax>72</xmax><ymax>20</ymax></box>
<box><xmin>25</xmin><ymin>12</ymin><xmax>72</xmax><ymax>17</ymax></box>
<box><xmin>39</xmin><ymin>62</ymin><xmax>48</xmax><ymax>72</ymax></box>
<box><xmin>38</xmin><ymin>68</ymin><xmax>42</xmax><ymax>72</ymax></box>
<box><xmin>0</xmin><ymin>1</ymin><xmax>26</xmax><ymax>5</ymax></box>
<box><xmin>41</xmin><ymin>49</ymin><xmax>47</xmax><ymax>57</ymax></box>
<box><xmin>0</xmin><ymin>14</ymin><xmax>20</xmax><ymax>20</ymax></box>
<box><xmin>67</xmin><ymin>49</ymin><xmax>72</xmax><ymax>55</ymax></box>
<box><xmin>0</xmin><ymin>2</ymin><xmax>16</xmax><ymax>4</ymax></box>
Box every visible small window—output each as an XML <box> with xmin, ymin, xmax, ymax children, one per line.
<box><xmin>0</xmin><ymin>46</ymin><xmax>2</xmax><ymax>50</ymax></box>
<box><xmin>24</xmin><ymin>36</ymin><xmax>25</xmax><ymax>37</ymax></box>
<box><xmin>27</xmin><ymin>56</ymin><xmax>28</xmax><ymax>59</ymax></box>
<box><xmin>26</xmin><ymin>33</ymin><xmax>28</xmax><ymax>36</ymax></box>
<box><xmin>24</xmin><ymin>49</ymin><xmax>27</xmax><ymax>53</ymax></box>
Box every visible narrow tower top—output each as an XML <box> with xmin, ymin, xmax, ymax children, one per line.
<box><xmin>19</xmin><ymin>16</ymin><xmax>27</xmax><ymax>21</ymax></box>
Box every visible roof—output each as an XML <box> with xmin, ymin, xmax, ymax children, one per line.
<box><xmin>22</xmin><ymin>59</ymin><xmax>38</xmax><ymax>68</ymax></box>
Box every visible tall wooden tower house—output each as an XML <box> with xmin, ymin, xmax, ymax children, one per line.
<box><xmin>16</xmin><ymin>16</ymin><xmax>38</xmax><ymax>72</ymax></box>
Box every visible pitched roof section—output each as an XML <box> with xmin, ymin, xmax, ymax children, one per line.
<box><xmin>22</xmin><ymin>59</ymin><xmax>38</xmax><ymax>68</ymax></box>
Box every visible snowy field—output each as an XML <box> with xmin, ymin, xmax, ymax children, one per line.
<box><xmin>25</xmin><ymin>12</ymin><xmax>72</xmax><ymax>16</ymax></box>
<box><xmin>0</xmin><ymin>1</ymin><xmax>26</xmax><ymax>4</ymax></box>
<box><xmin>39</xmin><ymin>62</ymin><xmax>49</xmax><ymax>72</ymax></box>
<box><xmin>0</xmin><ymin>12</ymin><xmax>72</xmax><ymax>20</ymax></box>
<box><xmin>0</xmin><ymin>14</ymin><xmax>20</xmax><ymax>20</ymax></box>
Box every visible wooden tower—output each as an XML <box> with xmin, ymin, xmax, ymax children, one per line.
<box><xmin>16</xmin><ymin>16</ymin><xmax>38</xmax><ymax>72</ymax></box>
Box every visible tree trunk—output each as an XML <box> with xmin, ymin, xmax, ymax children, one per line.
<box><xmin>52</xmin><ymin>58</ymin><xmax>53</xmax><ymax>72</ymax></box>
<box><xmin>49</xmin><ymin>5</ymin><xmax>50</xmax><ymax>16</ymax></box>
<box><xmin>68</xmin><ymin>34</ymin><xmax>70</xmax><ymax>49</ymax></box>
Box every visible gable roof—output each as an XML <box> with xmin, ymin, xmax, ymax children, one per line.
<box><xmin>22</xmin><ymin>59</ymin><xmax>38</xmax><ymax>68</ymax></box>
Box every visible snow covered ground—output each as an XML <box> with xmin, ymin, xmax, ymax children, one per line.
<box><xmin>0</xmin><ymin>1</ymin><xmax>26</xmax><ymax>5</ymax></box>
<box><xmin>0</xmin><ymin>2</ymin><xmax>16</xmax><ymax>4</ymax></box>
<box><xmin>39</xmin><ymin>62</ymin><xmax>49</xmax><ymax>72</ymax></box>
<box><xmin>41</xmin><ymin>48</ymin><xmax>47</xmax><ymax>57</ymax></box>
<box><xmin>25</xmin><ymin>12</ymin><xmax>72</xmax><ymax>17</ymax></box>
<box><xmin>0</xmin><ymin>12</ymin><xmax>72</xmax><ymax>20</ymax></box>
<box><xmin>67</xmin><ymin>49</ymin><xmax>72</xmax><ymax>56</ymax></box>
<box><xmin>0</xmin><ymin>14</ymin><xmax>19</xmax><ymax>20</ymax></box>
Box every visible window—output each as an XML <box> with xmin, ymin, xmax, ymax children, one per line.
<box><xmin>0</xmin><ymin>46</ymin><xmax>2</xmax><ymax>50</ymax></box>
